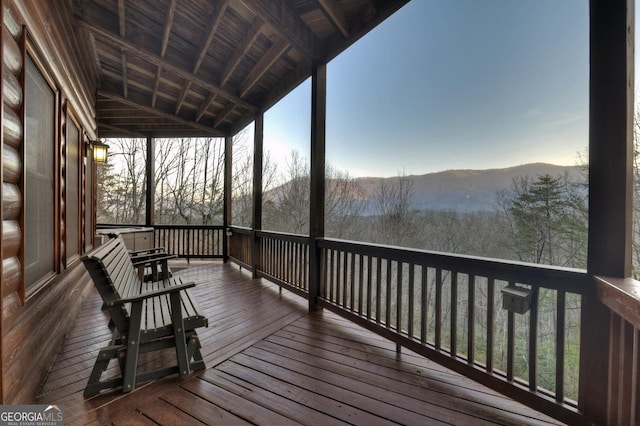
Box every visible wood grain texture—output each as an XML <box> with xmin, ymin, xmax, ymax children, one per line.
<box><xmin>38</xmin><ymin>262</ymin><xmax>564</xmax><ymax>426</ymax></box>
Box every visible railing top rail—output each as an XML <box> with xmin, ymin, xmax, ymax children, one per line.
<box><xmin>228</xmin><ymin>226</ymin><xmax>252</xmax><ymax>235</ymax></box>
<box><xmin>152</xmin><ymin>224</ymin><xmax>225</xmax><ymax>230</ymax></box>
<box><xmin>596</xmin><ymin>276</ymin><xmax>640</xmax><ymax>329</ymax></box>
<box><xmin>256</xmin><ymin>229</ymin><xmax>310</xmax><ymax>244</ymax></box>
<box><xmin>318</xmin><ymin>237</ymin><xmax>587</xmax><ymax>294</ymax></box>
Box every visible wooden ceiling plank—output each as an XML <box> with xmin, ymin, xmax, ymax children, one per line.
<box><xmin>238</xmin><ymin>0</ymin><xmax>324</xmax><ymax>60</ymax></box>
<box><xmin>193</xmin><ymin>0</ymin><xmax>230</xmax><ymax>74</ymax></box>
<box><xmin>80</xmin><ymin>20</ymin><xmax>255</xmax><ymax>111</ymax></box>
<box><xmin>317</xmin><ymin>0</ymin><xmax>349</xmax><ymax>37</ymax></box>
<box><xmin>240</xmin><ymin>38</ymin><xmax>289</xmax><ymax>99</ymax></box>
<box><xmin>98</xmin><ymin>90</ymin><xmax>225</xmax><ymax>136</ymax></box>
<box><xmin>196</xmin><ymin>92</ymin><xmax>217</xmax><ymax>122</ymax></box>
<box><xmin>220</xmin><ymin>17</ymin><xmax>264</xmax><ymax>88</ymax></box>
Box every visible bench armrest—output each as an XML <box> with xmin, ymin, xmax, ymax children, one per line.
<box><xmin>108</xmin><ymin>281</ymin><xmax>196</xmax><ymax>306</ymax></box>
<box><xmin>128</xmin><ymin>246</ymin><xmax>166</xmax><ymax>256</ymax></box>
<box><xmin>130</xmin><ymin>253</ymin><xmax>177</xmax><ymax>265</ymax></box>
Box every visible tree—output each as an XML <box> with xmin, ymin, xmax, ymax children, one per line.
<box><xmin>499</xmin><ymin>173</ymin><xmax>587</xmax><ymax>268</ymax></box>
<box><xmin>370</xmin><ymin>172</ymin><xmax>417</xmax><ymax>247</ymax></box>
<box><xmin>96</xmin><ymin>138</ymin><xmax>147</xmax><ymax>224</ymax></box>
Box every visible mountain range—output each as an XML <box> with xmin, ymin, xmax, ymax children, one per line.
<box><xmin>355</xmin><ymin>163</ymin><xmax>584</xmax><ymax>213</ymax></box>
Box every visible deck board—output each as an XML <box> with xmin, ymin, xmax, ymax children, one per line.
<box><xmin>36</xmin><ymin>262</ymin><xmax>566</xmax><ymax>425</ymax></box>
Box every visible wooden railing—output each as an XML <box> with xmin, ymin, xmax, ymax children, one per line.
<box><xmin>255</xmin><ymin>230</ymin><xmax>309</xmax><ymax>298</ymax></box>
<box><xmin>596</xmin><ymin>276</ymin><xmax>640</xmax><ymax>425</ymax></box>
<box><xmin>228</xmin><ymin>229</ymin><xmax>588</xmax><ymax>424</ymax></box>
<box><xmin>153</xmin><ymin>225</ymin><xmax>225</xmax><ymax>259</ymax></box>
<box><xmin>315</xmin><ymin>238</ymin><xmax>586</xmax><ymax>424</ymax></box>
<box><xmin>228</xmin><ymin>226</ymin><xmax>252</xmax><ymax>269</ymax></box>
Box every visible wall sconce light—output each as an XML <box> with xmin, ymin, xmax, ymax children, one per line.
<box><xmin>92</xmin><ymin>141</ymin><xmax>109</xmax><ymax>163</ymax></box>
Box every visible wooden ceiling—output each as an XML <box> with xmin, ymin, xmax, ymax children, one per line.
<box><xmin>73</xmin><ymin>0</ymin><xmax>409</xmax><ymax>139</ymax></box>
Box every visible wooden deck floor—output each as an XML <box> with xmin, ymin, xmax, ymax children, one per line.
<box><xmin>36</xmin><ymin>262</ymin><xmax>566</xmax><ymax>425</ymax></box>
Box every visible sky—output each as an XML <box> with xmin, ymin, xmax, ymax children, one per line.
<box><xmin>259</xmin><ymin>0</ymin><xmax>591</xmax><ymax>178</ymax></box>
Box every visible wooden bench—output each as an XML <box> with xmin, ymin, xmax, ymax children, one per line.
<box><xmin>81</xmin><ymin>236</ymin><xmax>208</xmax><ymax>397</ymax></box>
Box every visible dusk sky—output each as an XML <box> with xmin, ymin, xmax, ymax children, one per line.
<box><xmin>261</xmin><ymin>0</ymin><xmax>590</xmax><ymax>177</ymax></box>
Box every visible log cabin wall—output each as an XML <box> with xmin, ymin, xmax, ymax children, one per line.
<box><xmin>0</xmin><ymin>0</ymin><xmax>99</xmax><ymax>403</ymax></box>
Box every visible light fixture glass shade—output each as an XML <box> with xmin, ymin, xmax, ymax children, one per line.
<box><xmin>93</xmin><ymin>142</ymin><xmax>108</xmax><ymax>163</ymax></box>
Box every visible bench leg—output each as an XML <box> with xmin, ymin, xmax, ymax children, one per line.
<box><xmin>122</xmin><ymin>301</ymin><xmax>143</xmax><ymax>393</ymax></box>
<box><xmin>185</xmin><ymin>332</ymin><xmax>205</xmax><ymax>371</ymax></box>
<box><xmin>170</xmin><ymin>293</ymin><xmax>190</xmax><ymax>376</ymax></box>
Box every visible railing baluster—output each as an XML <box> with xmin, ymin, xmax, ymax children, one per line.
<box><xmin>376</xmin><ymin>257</ymin><xmax>382</xmax><ymax>324</ymax></box>
<box><xmin>421</xmin><ymin>265</ymin><xmax>427</xmax><ymax>344</ymax></box>
<box><xmin>329</xmin><ymin>249</ymin><xmax>335</xmax><ymax>302</ymax></box>
<box><xmin>529</xmin><ymin>287</ymin><xmax>539</xmax><ymax>392</ymax></box>
<box><xmin>366</xmin><ymin>256</ymin><xmax>372</xmax><ymax>319</ymax></box>
<box><xmin>350</xmin><ymin>251</ymin><xmax>356</xmax><ymax>311</ymax></box>
<box><xmin>468</xmin><ymin>274</ymin><xmax>475</xmax><ymax>365</ymax></box>
<box><xmin>386</xmin><ymin>260</ymin><xmax>392</xmax><ymax>328</ymax></box>
<box><xmin>397</xmin><ymin>262</ymin><xmax>403</xmax><ymax>334</ymax></box>
<box><xmin>358</xmin><ymin>254</ymin><xmax>364</xmax><ymax>314</ymax></box>
<box><xmin>556</xmin><ymin>290</ymin><xmax>566</xmax><ymax>403</ymax></box>
<box><xmin>408</xmin><ymin>263</ymin><xmax>415</xmax><ymax>339</ymax></box>
<box><xmin>487</xmin><ymin>277</ymin><xmax>495</xmax><ymax>373</ymax></box>
<box><xmin>451</xmin><ymin>272</ymin><xmax>458</xmax><ymax>357</ymax></box>
<box><xmin>435</xmin><ymin>268</ymin><xmax>442</xmax><ymax>350</ymax></box>
<box><xmin>342</xmin><ymin>251</ymin><xmax>348</xmax><ymax>307</ymax></box>
<box><xmin>507</xmin><ymin>281</ymin><xmax>515</xmax><ymax>381</ymax></box>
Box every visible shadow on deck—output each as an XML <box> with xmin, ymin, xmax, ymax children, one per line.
<box><xmin>36</xmin><ymin>262</ymin><xmax>566</xmax><ymax>425</ymax></box>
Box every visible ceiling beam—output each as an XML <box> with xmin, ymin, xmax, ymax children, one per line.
<box><xmin>175</xmin><ymin>81</ymin><xmax>191</xmax><ymax>114</ymax></box>
<box><xmin>80</xmin><ymin>20</ymin><xmax>255</xmax><ymax>111</ymax></box>
<box><xmin>160</xmin><ymin>0</ymin><xmax>177</xmax><ymax>57</ymax></box>
<box><xmin>220</xmin><ymin>17</ymin><xmax>264</xmax><ymax>88</ymax></box>
<box><xmin>316</xmin><ymin>0</ymin><xmax>349</xmax><ymax>37</ymax></box>
<box><xmin>151</xmin><ymin>66</ymin><xmax>162</xmax><ymax>108</ymax></box>
<box><xmin>121</xmin><ymin>51</ymin><xmax>129</xmax><ymax>97</ymax></box>
<box><xmin>98</xmin><ymin>122</ymin><xmax>147</xmax><ymax>138</ymax></box>
<box><xmin>213</xmin><ymin>103</ymin><xmax>235</xmax><ymax>128</ymax></box>
<box><xmin>153</xmin><ymin>0</ymin><xmax>178</xmax><ymax>108</ymax></box>
<box><xmin>238</xmin><ymin>0</ymin><xmax>324</xmax><ymax>60</ymax></box>
<box><xmin>98</xmin><ymin>90</ymin><xmax>226</xmax><ymax>137</ymax></box>
<box><xmin>196</xmin><ymin>92</ymin><xmax>217</xmax><ymax>122</ymax></box>
<box><xmin>240</xmin><ymin>38</ymin><xmax>289</xmax><ymax>98</ymax></box>
<box><xmin>118</xmin><ymin>0</ymin><xmax>128</xmax><ymax>97</ymax></box>
<box><xmin>193</xmin><ymin>0</ymin><xmax>230</xmax><ymax>74</ymax></box>
<box><xmin>175</xmin><ymin>0</ymin><xmax>229</xmax><ymax>116</ymax></box>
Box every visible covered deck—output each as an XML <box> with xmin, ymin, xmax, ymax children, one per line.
<box><xmin>37</xmin><ymin>261</ymin><xmax>563</xmax><ymax>425</ymax></box>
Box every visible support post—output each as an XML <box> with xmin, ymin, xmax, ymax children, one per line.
<box><xmin>223</xmin><ymin>133</ymin><xmax>232</xmax><ymax>262</ymax></box>
<box><xmin>145</xmin><ymin>136</ymin><xmax>155</xmax><ymax>227</ymax></box>
<box><xmin>581</xmin><ymin>1</ymin><xmax>634</xmax><ymax>423</ymax></box>
<box><xmin>309</xmin><ymin>62</ymin><xmax>326</xmax><ymax>311</ymax></box>
<box><xmin>252</xmin><ymin>112</ymin><xmax>264</xmax><ymax>278</ymax></box>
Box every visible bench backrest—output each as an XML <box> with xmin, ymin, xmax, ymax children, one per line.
<box><xmin>82</xmin><ymin>236</ymin><xmax>141</xmax><ymax>333</ymax></box>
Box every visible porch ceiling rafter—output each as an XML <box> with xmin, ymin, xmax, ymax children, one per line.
<box><xmin>75</xmin><ymin>0</ymin><xmax>411</xmax><ymax>138</ymax></box>
<box><xmin>175</xmin><ymin>0</ymin><xmax>231</xmax><ymax>115</ymax></box>
<box><xmin>316</xmin><ymin>0</ymin><xmax>349</xmax><ymax>38</ymax></box>
<box><xmin>117</xmin><ymin>0</ymin><xmax>128</xmax><ymax>97</ymax></box>
<box><xmin>78</xmin><ymin>20</ymin><xmax>253</xmax><ymax>111</ymax></box>
<box><xmin>238</xmin><ymin>0</ymin><xmax>325</xmax><ymax>60</ymax></box>
<box><xmin>152</xmin><ymin>0</ymin><xmax>178</xmax><ymax>108</ymax></box>
<box><xmin>98</xmin><ymin>90</ymin><xmax>226</xmax><ymax>137</ymax></box>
